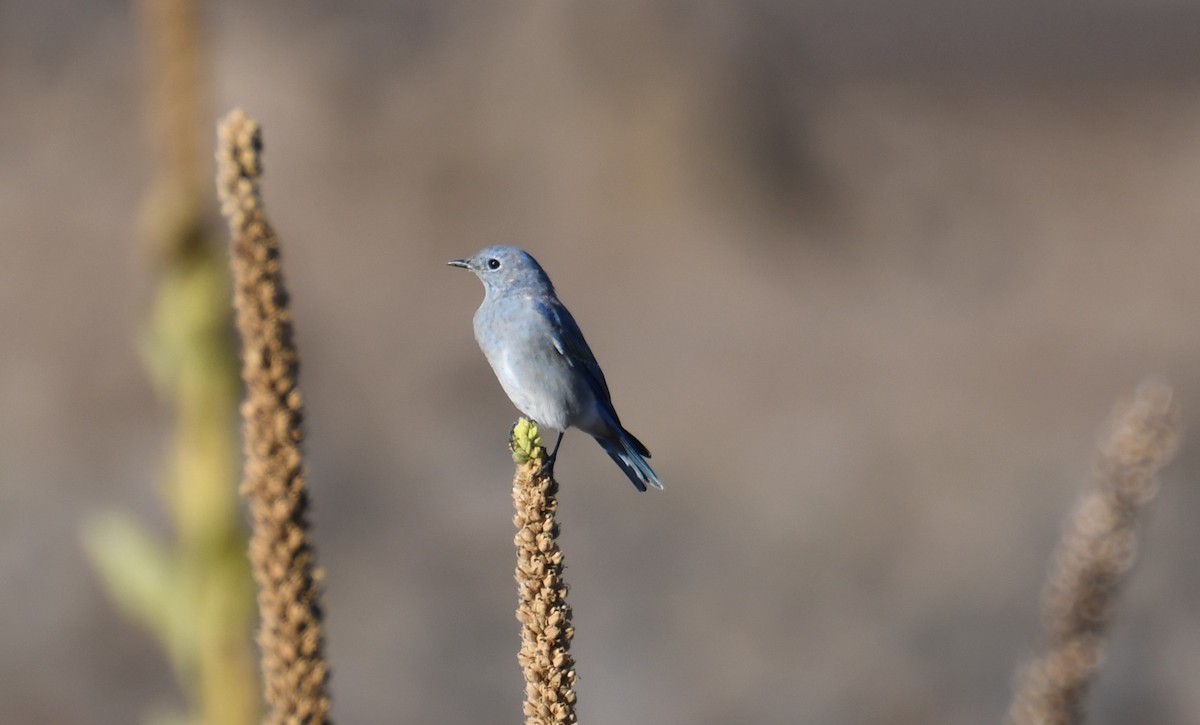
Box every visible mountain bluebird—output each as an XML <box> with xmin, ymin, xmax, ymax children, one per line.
<box><xmin>449</xmin><ymin>246</ymin><xmax>662</xmax><ymax>492</ymax></box>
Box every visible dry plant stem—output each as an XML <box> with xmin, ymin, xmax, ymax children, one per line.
<box><xmin>513</xmin><ymin>452</ymin><xmax>579</xmax><ymax>724</ymax></box>
<box><xmin>139</xmin><ymin>0</ymin><xmax>207</xmax><ymax>194</ymax></box>
<box><xmin>1007</xmin><ymin>380</ymin><xmax>1181</xmax><ymax>725</ymax></box>
<box><xmin>82</xmin><ymin>2</ymin><xmax>260</xmax><ymax>723</ymax></box>
<box><xmin>217</xmin><ymin>109</ymin><xmax>333</xmax><ymax>725</ymax></box>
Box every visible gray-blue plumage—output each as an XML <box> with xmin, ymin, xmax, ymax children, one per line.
<box><xmin>449</xmin><ymin>246</ymin><xmax>662</xmax><ymax>492</ymax></box>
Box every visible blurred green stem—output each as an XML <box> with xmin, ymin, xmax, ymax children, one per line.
<box><xmin>85</xmin><ymin>219</ymin><xmax>261</xmax><ymax>725</ymax></box>
<box><xmin>82</xmin><ymin>0</ymin><xmax>261</xmax><ymax>722</ymax></box>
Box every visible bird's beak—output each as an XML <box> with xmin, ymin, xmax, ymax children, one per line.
<box><xmin>447</xmin><ymin>258</ymin><xmax>470</xmax><ymax>269</ymax></box>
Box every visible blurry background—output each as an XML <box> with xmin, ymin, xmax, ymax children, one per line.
<box><xmin>3</xmin><ymin>1</ymin><xmax>1199</xmax><ymax>723</ymax></box>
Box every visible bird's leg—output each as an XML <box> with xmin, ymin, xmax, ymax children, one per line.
<box><xmin>546</xmin><ymin>431</ymin><xmax>565</xmax><ymax>471</ymax></box>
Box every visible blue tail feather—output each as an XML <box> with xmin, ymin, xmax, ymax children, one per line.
<box><xmin>597</xmin><ymin>433</ymin><xmax>663</xmax><ymax>492</ymax></box>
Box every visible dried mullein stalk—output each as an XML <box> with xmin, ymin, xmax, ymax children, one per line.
<box><xmin>1007</xmin><ymin>380</ymin><xmax>1182</xmax><ymax>725</ymax></box>
<box><xmin>138</xmin><ymin>0</ymin><xmax>207</xmax><ymax>196</ymax></box>
<box><xmin>216</xmin><ymin>109</ymin><xmax>333</xmax><ymax>725</ymax></box>
<box><xmin>511</xmin><ymin>419</ymin><xmax>579</xmax><ymax>724</ymax></box>
<box><xmin>84</xmin><ymin>5</ymin><xmax>261</xmax><ymax>724</ymax></box>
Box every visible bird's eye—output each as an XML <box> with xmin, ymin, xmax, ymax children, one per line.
<box><xmin>487</xmin><ymin>258</ymin><xmax>501</xmax><ymax>270</ymax></box>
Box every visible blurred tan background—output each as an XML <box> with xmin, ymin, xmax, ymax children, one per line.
<box><xmin>3</xmin><ymin>1</ymin><xmax>1200</xmax><ymax>723</ymax></box>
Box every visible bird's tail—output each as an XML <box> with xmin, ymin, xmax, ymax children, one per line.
<box><xmin>597</xmin><ymin>431</ymin><xmax>663</xmax><ymax>492</ymax></box>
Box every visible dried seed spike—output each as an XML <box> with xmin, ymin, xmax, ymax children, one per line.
<box><xmin>1007</xmin><ymin>380</ymin><xmax>1181</xmax><ymax>725</ymax></box>
<box><xmin>511</xmin><ymin>419</ymin><xmax>578</xmax><ymax>725</ymax></box>
<box><xmin>217</xmin><ymin>109</ymin><xmax>333</xmax><ymax>725</ymax></box>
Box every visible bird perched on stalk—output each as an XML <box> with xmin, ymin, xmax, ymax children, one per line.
<box><xmin>449</xmin><ymin>246</ymin><xmax>662</xmax><ymax>492</ymax></box>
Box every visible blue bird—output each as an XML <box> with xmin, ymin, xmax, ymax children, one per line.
<box><xmin>449</xmin><ymin>246</ymin><xmax>662</xmax><ymax>491</ymax></box>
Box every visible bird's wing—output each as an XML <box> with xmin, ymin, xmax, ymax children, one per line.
<box><xmin>531</xmin><ymin>297</ymin><xmax>614</xmax><ymax>404</ymax></box>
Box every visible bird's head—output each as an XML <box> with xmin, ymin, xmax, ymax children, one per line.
<box><xmin>448</xmin><ymin>246</ymin><xmax>554</xmax><ymax>297</ymax></box>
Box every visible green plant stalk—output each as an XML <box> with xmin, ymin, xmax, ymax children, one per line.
<box><xmin>154</xmin><ymin>246</ymin><xmax>261</xmax><ymax>725</ymax></box>
<box><xmin>82</xmin><ymin>2</ymin><xmax>262</xmax><ymax>716</ymax></box>
<box><xmin>85</xmin><ymin>231</ymin><xmax>261</xmax><ymax>725</ymax></box>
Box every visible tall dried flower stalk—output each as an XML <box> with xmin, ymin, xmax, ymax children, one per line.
<box><xmin>1007</xmin><ymin>380</ymin><xmax>1181</xmax><ymax>725</ymax></box>
<box><xmin>511</xmin><ymin>419</ymin><xmax>579</xmax><ymax>724</ymax></box>
<box><xmin>217</xmin><ymin>109</ymin><xmax>333</xmax><ymax>724</ymax></box>
<box><xmin>139</xmin><ymin>0</ymin><xmax>207</xmax><ymax>199</ymax></box>
<box><xmin>84</xmin><ymin>2</ymin><xmax>260</xmax><ymax>723</ymax></box>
